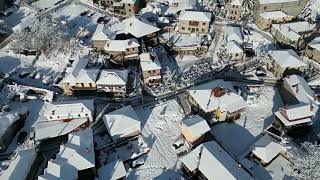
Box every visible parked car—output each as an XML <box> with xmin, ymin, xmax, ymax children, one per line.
<box><xmin>29</xmin><ymin>71</ymin><xmax>37</xmax><ymax>79</ymax></box>
<box><xmin>97</xmin><ymin>17</ymin><xmax>104</xmax><ymax>24</ymax></box>
<box><xmin>132</xmin><ymin>158</ymin><xmax>145</xmax><ymax>168</ymax></box>
<box><xmin>17</xmin><ymin>131</ymin><xmax>28</xmax><ymax>145</ymax></box>
<box><xmin>19</xmin><ymin>71</ymin><xmax>30</xmax><ymax>79</ymax></box>
<box><xmin>42</xmin><ymin>76</ymin><xmax>54</xmax><ymax>85</ymax></box>
<box><xmin>88</xmin><ymin>12</ymin><xmax>95</xmax><ymax>18</ymax></box>
<box><xmin>80</xmin><ymin>10</ymin><xmax>90</xmax><ymax>16</ymax></box>
<box><xmin>35</xmin><ymin>72</ymin><xmax>43</xmax><ymax>79</ymax></box>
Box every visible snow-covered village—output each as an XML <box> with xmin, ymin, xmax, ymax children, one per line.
<box><xmin>0</xmin><ymin>0</ymin><xmax>320</xmax><ymax>179</ymax></box>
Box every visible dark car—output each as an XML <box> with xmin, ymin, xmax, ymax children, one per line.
<box><xmin>97</xmin><ymin>17</ymin><xmax>104</xmax><ymax>24</ymax></box>
<box><xmin>17</xmin><ymin>131</ymin><xmax>28</xmax><ymax>145</ymax></box>
<box><xmin>19</xmin><ymin>71</ymin><xmax>31</xmax><ymax>79</ymax></box>
<box><xmin>80</xmin><ymin>10</ymin><xmax>90</xmax><ymax>16</ymax></box>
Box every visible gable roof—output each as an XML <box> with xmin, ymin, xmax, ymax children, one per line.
<box><xmin>103</xmin><ymin>105</ymin><xmax>141</xmax><ymax>141</ymax></box>
<box><xmin>181</xmin><ymin>141</ymin><xmax>252</xmax><ymax>180</ymax></box>
<box><xmin>98</xmin><ymin>160</ymin><xmax>127</xmax><ymax>180</ymax></box>
<box><xmin>188</xmin><ymin>80</ymin><xmax>246</xmax><ymax>113</ymax></box>
<box><xmin>272</xmin><ymin>22</ymin><xmax>315</xmax><ymax>41</ymax></box>
<box><xmin>92</xmin><ymin>24</ymin><xmax>109</xmax><ymax>41</ymax></box>
<box><xmin>179</xmin><ymin>11</ymin><xmax>212</xmax><ymax>22</ymax></box>
<box><xmin>284</xmin><ymin>75</ymin><xmax>316</xmax><ymax>104</ymax></box>
<box><xmin>279</xmin><ymin>103</ymin><xmax>318</xmax><ymax>121</ymax></box>
<box><xmin>251</xmin><ymin>134</ymin><xmax>284</xmax><ymax>164</ymax></box>
<box><xmin>35</xmin><ymin>100</ymin><xmax>94</xmax><ymax>141</ymax></box>
<box><xmin>269</xmin><ymin>49</ymin><xmax>307</xmax><ymax>68</ymax></box>
<box><xmin>308</xmin><ymin>37</ymin><xmax>320</xmax><ymax>50</ymax></box>
<box><xmin>182</xmin><ymin>115</ymin><xmax>210</xmax><ymax>137</ymax></box>
<box><xmin>140</xmin><ymin>52</ymin><xmax>161</xmax><ymax>72</ymax></box>
<box><xmin>96</xmin><ymin>69</ymin><xmax>128</xmax><ymax>86</ymax></box>
<box><xmin>108</xmin><ymin>17</ymin><xmax>160</xmax><ymax>38</ymax></box>
<box><xmin>224</xmin><ymin>26</ymin><xmax>244</xmax><ymax>43</ymax></box>
<box><xmin>63</xmin><ymin>57</ymin><xmax>99</xmax><ymax>86</ymax></box>
<box><xmin>38</xmin><ymin>129</ymin><xmax>95</xmax><ymax>179</ymax></box>
<box><xmin>0</xmin><ymin>148</ymin><xmax>36</xmax><ymax>180</ymax></box>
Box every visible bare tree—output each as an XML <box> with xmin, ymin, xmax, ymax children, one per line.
<box><xmin>290</xmin><ymin>141</ymin><xmax>320</xmax><ymax>180</ymax></box>
<box><xmin>10</xmin><ymin>18</ymin><xmax>67</xmax><ymax>57</ymax></box>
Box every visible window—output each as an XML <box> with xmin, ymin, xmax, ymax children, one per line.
<box><xmin>85</xmin><ymin>113</ymin><xmax>88</xmax><ymax>116</ymax></box>
<box><xmin>78</xmin><ymin>114</ymin><xmax>81</xmax><ymax>117</ymax></box>
<box><xmin>81</xmin><ymin>83</ymin><xmax>84</xmax><ymax>87</ymax></box>
<box><xmin>89</xmin><ymin>83</ymin><xmax>92</xmax><ymax>87</ymax></box>
<box><xmin>182</xmin><ymin>27</ymin><xmax>185</xmax><ymax>30</ymax></box>
<box><xmin>188</xmin><ymin>28</ymin><xmax>191</xmax><ymax>31</ymax></box>
<box><xmin>202</xmin><ymin>22</ymin><xmax>206</xmax><ymax>26</ymax></box>
<box><xmin>264</xmin><ymin>6</ymin><xmax>267</xmax><ymax>10</ymax></box>
<box><xmin>50</xmin><ymin>116</ymin><xmax>53</xmax><ymax>119</ymax></box>
<box><xmin>202</xmin><ymin>29</ymin><xmax>205</xmax><ymax>32</ymax></box>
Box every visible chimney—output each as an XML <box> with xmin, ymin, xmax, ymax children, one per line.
<box><xmin>81</xmin><ymin>107</ymin><xmax>84</xmax><ymax>112</ymax></box>
<box><xmin>52</xmin><ymin>110</ymin><xmax>55</xmax><ymax>115</ymax></box>
<box><xmin>296</xmin><ymin>85</ymin><xmax>299</xmax><ymax>93</ymax></box>
<box><xmin>310</xmin><ymin>103</ymin><xmax>314</xmax><ymax>112</ymax></box>
<box><xmin>130</xmin><ymin>23</ymin><xmax>132</xmax><ymax>26</ymax></box>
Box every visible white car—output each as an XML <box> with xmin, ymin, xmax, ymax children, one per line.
<box><xmin>35</xmin><ymin>72</ymin><xmax>42</xmax><ymax>79</ymax></box>
<box><xmin>132</xmin><ymin>158</ymin><xmax>145</xmax><ymax>168</ymax></box>
<box><xmin>42</xmin><ymin>76</ymin><xmax>54</xmax><ymax>85</ymax></box>
<box><xmin>29</xmin><ymin>71</ymin><xmax>37</xmax><ymax>79</ymax></box>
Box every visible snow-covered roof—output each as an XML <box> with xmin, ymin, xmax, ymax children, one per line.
<box><xmin>104</xmin><ymin>38</ymin><xmax>140</xmax><ymax>52</ymax></box>
<box><xmin>225</xmin><ymin>40</ymin><xmax>243</xmax><ymax>53</ymax></box>
<box><xmin>181</xmin><ymin>141</ymin><xmax>252</xmax><ymax>180</ymax></box>
<box><xmin>230</xmin><ymin>0</ymin><xmax>244</xmax><ymax>6</ymax></box>
<box><xmin>92</xmin><ymin>24</ymin><xmax>109</xmax><ymax>41</ymax></box>
<box><xmin>179</xmin><ymin>10</ymin><xmax>212</xmax><ymax>22</ymax></box>
<box><xmin>258</xmin><ymin>0</ymin><xmax>302</xmax><ymax>5</ymax></box>
<box><xmin>35</xmin><ymin>100</ymin><xmax>94</xmax><ymax>141</ymax></box>
<box><xmin>272</xmin><ymin>22</ymin><xmax>316</xmax><ymax>41</ymax></box>
<box><xmin>259</xmin><ymin>11</ymin><xmax>291</xmax><ymax>19</ymax></box>
<box><xmin>182</xmin><ymin>115</ymin><xmax>210</xmax><ymax>137</ymax></box>
<box><xmin>140</xmin><ymin>52</ymin><xmax>161</xmax><ymax>72</ymax></box>
<box><xmin>108</xmin><ymin>16</ymin><xmax>160</xmax><ymax>38</ymax></box>
<box><xmin>63</xmin><ymin>57</ymin><xmax>98</xmax><ymax>86</ymax></box>
<box><xmin>224</xmin><ymin>26</ymin><xmax>244</xmax><ymax>43</ymax></box>
<box><xmin>0</xmin><ymin>148</ymin><xmax>36</xmax><ymax>180</ymax></box>
<box><xmin>269</xmin><ymin>49</ymin><xmax>307</xmax><ymax>68</ymax></box>
<box><xmin>103</xmin><ymin>105</ymin><xmax>141</xmax><ymax>141</ymax></box>
<box><xmin>281</xmin><ymin>103</ymin><xmax>318</xmax><ymax>120</ymax></box>
<box><xmin>43</xmin><ymin>100</ymin><xmax>94</xmax><ymax>120</ymax></box>
<box><xmin>96</xmin><ymin>69</ymin><xmax>128</xmax><ymax>86</ymax></box>
<box><xmin>38</xmin><ymin>160</ymin><xmax>78</xmax><ymax>180</ymax></box>
<box><xmin>275</xmin><ymin>103</ymin><xmax>318</xmax><ymax>126</ymax></box>
<box><xmin>284</xmin><ymin>75</ymin><xmax>316</xmax><ymax>104</ymax></box>
<box><xmin>251</xmin><ymin>134</ymin><xmax>284</xmax><ymax>164</ymax></box>
<box><xmin>188</xmin><ymin>80</ymin><xmax>246</xmax><ymax>113</ymax></box>
<box><xmin>98</xmin><ymin>160</ymin><xmax>127</xmax><ymax>180</ymax></box>
<box><xmin>38</xmin><ymin>129</ymin><xmax>94</xmax><ymax>179</ymax></box>
<box><xmin>308</xmin><ymin>37</ymin><xmax>320</xmax><ymax>50</ymax></box>
<box><xmin>0</xmin><ymin>112</ymin><xmax>20</xmax><ymax>139</ymax></box>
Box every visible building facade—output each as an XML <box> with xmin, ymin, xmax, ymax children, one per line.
<box><xmin>178</xmin><ymin>11</ymin><xmax>212</xmax><ymax>34</ymax></box>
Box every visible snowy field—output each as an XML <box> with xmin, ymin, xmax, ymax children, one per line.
<box><xmin>128</xmin><ymin>100</ymin><xmax>186</xmax><ymax>180</ymax></box>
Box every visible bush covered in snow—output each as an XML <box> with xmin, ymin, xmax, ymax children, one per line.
<box><xmin>290</xmin><ymin>141</ymin><xmax>320</xmax><ymax>180</ymax></box>
<box><xmin>10</xmin><ymin>18</ymin><xmax>67</xmax><ymax>57</ymax></box>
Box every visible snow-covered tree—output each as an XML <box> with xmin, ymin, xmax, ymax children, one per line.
<box><xmin>10</xmin><ymin>18</ymin><xmax>67</xmax><ymax>57</ymax></box>
<box><xmin>290</xmin><ymin>141</ymin><xmax>320</xmax><ymax>180</ymax></box>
